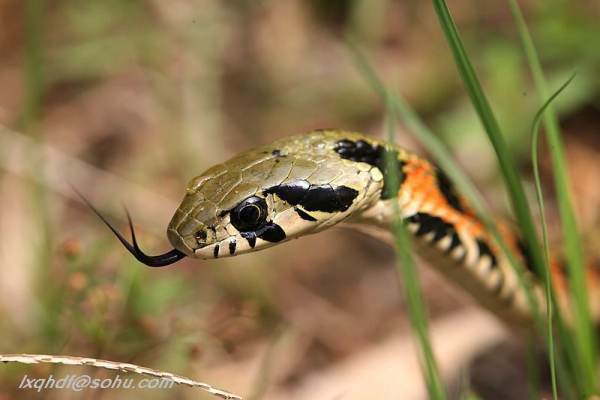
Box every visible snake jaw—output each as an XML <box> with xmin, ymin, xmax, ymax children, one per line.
<box><xmin>76</xmin><ymin>190</ymin><xmax>186</xmax><ymax>267</ymax></box>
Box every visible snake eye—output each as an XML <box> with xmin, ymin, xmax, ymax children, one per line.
<box><xmin>230</xmin><ymin>196</ymin><xmax>268</xmax><ymax>232</ymax></box>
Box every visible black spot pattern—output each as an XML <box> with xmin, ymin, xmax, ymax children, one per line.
<box><xmin>407</xmin><ymin>212</ymin><xmax>456</xmax><ymax>241</ymax></box>
<box><xmin>229</xmin><ymin>239</ymin><xmax>236</xmax><ymax>255</ymax></box>
<box><xmin>265</xmin><ymin>181</ymin><xmax>358</xmax><ymax>213</ymax></box>
<box><xmin>435</xmin><ymin>167</ymin><xmax>465</xmax><ymax>213</ymax></box>
<box><xmin>476</xmin><ymin>239</ymin><xmax>498</xmax><ymax>269</ymax></box>
<box><xmin>446</xmin><ymin>232</ymin><xmax>462</xmax><ymax>254</ymax></box>
<box><xmin>406</xmin><ymin>212</ymin><xmax>464</xmax><ymax>258</ymax></box>
<box><xmin>213</xmin><ymin>244</ymin><xmax>220</xmax><ymax>259</ymax></box>
<box><xmin>334</xmin><ymin>139</ymin><xmax>405</xmax><ymax>199</ymax></box>
<box><xmin>334</xmin><ymin>139</ymin><xmax>382</xmax><ymax>164</ymax></box>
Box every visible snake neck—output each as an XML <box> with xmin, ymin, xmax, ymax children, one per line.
<box><xmin>334</xmin><ymin>136</ymin><xmax>551</xmax><ymax>326</ymax></box>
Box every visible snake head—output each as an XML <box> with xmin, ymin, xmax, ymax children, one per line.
<box><xmin>85</xmin><ymin>131</ymin><xmax>383</xmax><ymax>265</ymax></box>
<box><xmin>166</xmin><ymin>132</ymin><xmax>380</xmax><ymax>259</ymax></box>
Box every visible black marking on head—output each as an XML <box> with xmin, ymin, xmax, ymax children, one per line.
<box><xmin>294</xmin><ymin>207</ymin><xmax>317</xmax><ymax>221</ymax></box>
<box><xmin>257</xmin><ymin>222</ymin><xmax>286</xmax><ymax>243</ymax></box>
<box><xmin>301</xmin><ymin>185</ymin><xmax>358</xmax><ymax>212</ymax></box>
<box><xmin>266</xmin><ymin>181</ymin><xmax>358</xmax><ymax>213</ymax></box>
<box><xmin>241</xmin><ymin>232</ymin><xmax>257</xmax><ymax>248</ymax></box>
<box><xmin>335</xmin><ymin>139</ymin><xmax>354</xmax><ymax>149</ymax></box>
<box><xmin>265</xmin><ymin>180</ymin><xmax>310</xmax><ymax>206</ymax></box>
<box><xmin>213</xmin><ymin>244</ymin><xmax>220</xmax><ymax>259</ymax></box>
<box><xmin>434</xmin><ymin>167</ymin><xmax>465</xmax><ymax>213</ymax></box>
<box><xmin>335</xmin><ymin>186</ymin><xmax>360</xmax><ymax>209</ymax></box>
<box><xmin>296</xmin><ymin>185</ymin><xmax>334</xmax><ymax>211</ymax></box>
<box><xmin>229</xmin><ymin>239</ymin><xmax>236</xmax><ymax>255</ymax></box>
<box><xmin>476</xmin><ymin>239</ymin><xmax>498</xmax><ymax>269</ymax></box>
<box><xmin>334</xmin><ymin>139</ymin><xmax>380</xmax><ymax>162</ymax></box>
<box><xmin>333</xmin><ymin>139</ymin><xmax>405</xmax><ymax>199</ymax></box>
<box><xmin>272</xmin><ymin>149</ymin><xmax>285</xmax><ymax>157</ymax></box>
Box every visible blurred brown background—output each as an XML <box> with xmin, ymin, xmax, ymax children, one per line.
<box><xmin>0</xmin><ymin>1</ymin><xmax>599</xmax><ymax>399</ymax></box>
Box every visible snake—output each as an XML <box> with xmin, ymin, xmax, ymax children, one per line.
<box><xmin>83</xmin><ymin>129</ymin><xmax>600</xmax><ymax>327</ymax></box>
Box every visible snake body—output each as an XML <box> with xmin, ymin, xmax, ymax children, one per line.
<box><xmin>89</xmin><ymin>130</ymin><xmax>598</xmax><ymax>326</ymax></box>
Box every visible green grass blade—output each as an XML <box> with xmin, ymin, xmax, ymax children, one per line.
<box><xmin>347</xmin><ymin>39</ymin><xmax>446</xmax><ymax>397</ymax></box>
<box><xmin>507</xmin><ymin>0</ymin><xmax>598</xmax><ymax>394</ymax></box>
<box><xmin>430</xmin><ymin>0</ymin><xmax>546</xmax><ymax>284</ymax></box>
<box><xmin>384</xmin><ymin>97</ymin><xmax>447</xmax><ymax>400</ymax></box>
<box><xmin>531</xmin><ymin>74</ymin><xmax>576</xmax><ymax>400</ymax></box>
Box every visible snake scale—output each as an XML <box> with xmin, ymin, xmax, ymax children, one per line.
<box><xmin>85</xmin><ymin>130</ymin><xmax>600</xmax><ymax>327</ymax></box>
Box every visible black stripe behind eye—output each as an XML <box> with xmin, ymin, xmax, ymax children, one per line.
<box><xmin>265</xmin><ymin>182</ymin><xmax>358</xmax><ymax>213</ymax></box>
<box><xmin>301</xmin><ymin>185</ymin><xmax>358</xmax><ymax>212</ymax></box>
<box><xmin>300</xmin><ymin>185</ymin><xmax>337</xmax><ymax>211</ymax></box>
<box><xmin>264</xmin><ymin>180</ymin><xmax>310</xmax><ymax>206</ymax></box>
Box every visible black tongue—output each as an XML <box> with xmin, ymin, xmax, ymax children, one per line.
<box><xmin>120</xmin><ymin>209</ymin><xmax>187</xmax><ymax>267</ymax></box>
<box><xmin>128</xmin><ymin>247</ymin><xmax>186</xmax><ymax>267</ymax></box>
<box><xmin>75</xmin><ymin>188</ymin><xmax>187</xmax><ymax>267</ymax></box>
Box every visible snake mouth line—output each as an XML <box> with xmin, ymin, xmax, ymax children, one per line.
<box><xmin>75</xmin><ymin>189</ymin><xmax>186</xmax><ymax>267</ymax></box>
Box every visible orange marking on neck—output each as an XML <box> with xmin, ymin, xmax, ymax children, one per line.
<box><xmin>399</xmin><ymin>157</ymin><xmax>486</xmax><ymax>239</ymax></box>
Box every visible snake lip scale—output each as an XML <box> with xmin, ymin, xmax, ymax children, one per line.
<box><xmin>83</xmin><ymin>130</ymin><xmax>596</xmax><ymax>326</ymax></box>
